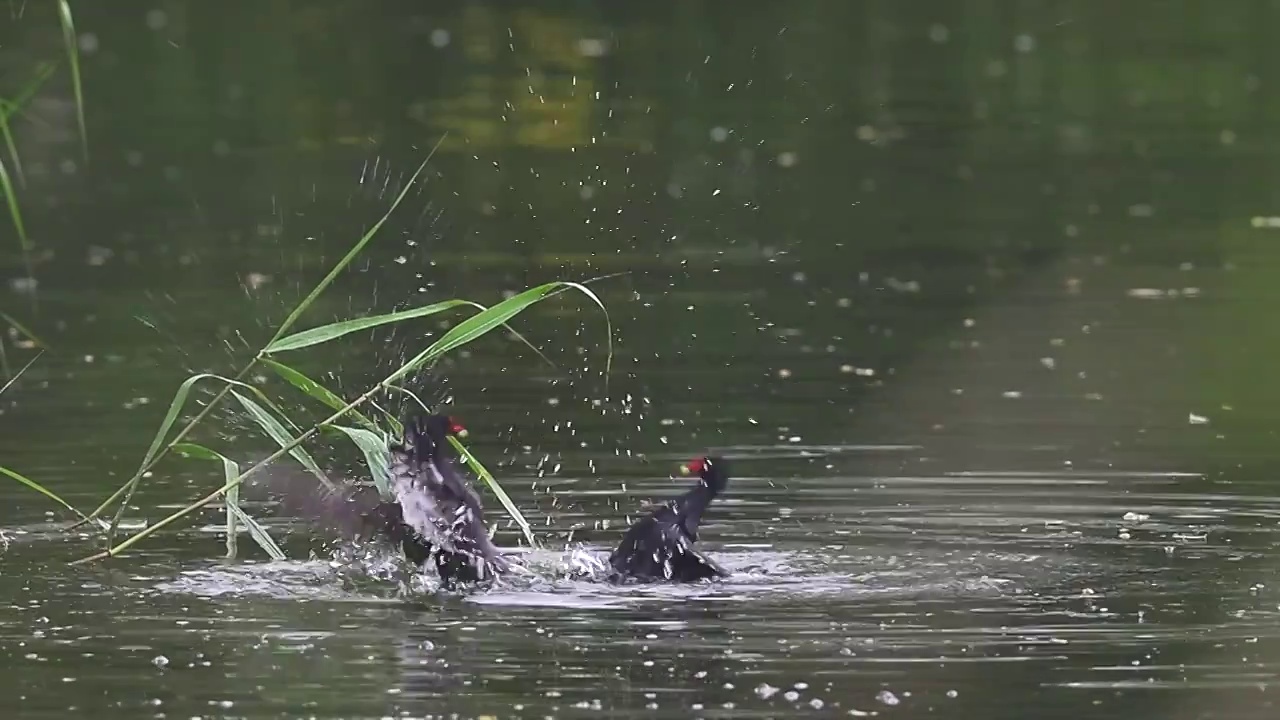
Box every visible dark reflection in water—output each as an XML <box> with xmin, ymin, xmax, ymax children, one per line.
<box><xmin>5</xmin><ymin>1</ymin><xmax>1280</xmax><ymax>719</ymax></box>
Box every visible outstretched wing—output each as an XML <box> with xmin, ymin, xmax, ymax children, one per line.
<box><xmin>387</xmin><ymin>423</ymin><xmax>510</xmax><ymax>578</ymax></box>
<box><xmin>387</xmin><ymin>428</ymin><xmax>467</xmax><ymax>554</ymax></box>
<box><xmin>665</xmin><ymin>529</ymin><xmax>728</xmax><ymax>581</ymax></box>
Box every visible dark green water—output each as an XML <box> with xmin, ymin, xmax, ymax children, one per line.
<box><xmin>5</xmin><ymin>2</ymin><xmax>1280</xmax><ymax>718</ymax></box>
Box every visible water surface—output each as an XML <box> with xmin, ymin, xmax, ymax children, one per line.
<box><xmin>5</xmin><ymin>2</ymin><xmax>1280</xmax><ymax>718</ymax></box>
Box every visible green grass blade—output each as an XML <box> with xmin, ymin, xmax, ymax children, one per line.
<box><xmin>384</xmin><ymin>281</ymin><xmax>613</xmax><ymax>386</ymax></box>
<box><xmin>266</xmin><ymin>140</ymin><xmax>442</xmax><ymax>347</ymax></box>
<box><xmin>447</xmin><ymin>435</ymin><xmax>538</xmax><ymax>549</ymax></box>
<box><xmin>75</xmin><ymin>384</ymin><xmax>387</xmax><ymax>563</ymax></box>
<box><xmin>55</xmin><ymin>0</ymin><xmax>88</xmax><ymax>163</ymax></box>
<box><xmin>0</xmin><ymin>464</ymin><xmax>90</xmax><ymax>522</ymax></box>
<box><xmin>0</xmin><ymin>311</ymin><xmax>48</xmax><ymax>348</ymax></box>
<box><xmin>174</xmin><ymin>443</ymin><xmax>287</xmax><ymax>561</ymax></box>
<box><xmin>325</xmin><ymin>424</ymin><xmax>392</xmax><ymax>498</ymax></box>
<box><xmin>134</xmin><ymin>374</ymin><xmax>257</xmax><ymax>483</ymax></box>
<box><xmin>231</xmin><ymin>390</ymin><xmax>332</xmax><ymax>490</ymax></box>
<box><xmin>0</xmin><ymin>112</ymin><xmax>25</xmax><ymax>188</ymax></box>
<box><xmin>260</xmin><ymin>358</ymin><xmax>379</xmax><ymax>432</ymax></box>
<box><xmin>265</xmin><ymin>297</ymin><xmax>557</xmax><ymax>370</ymax></box>
<box><xmin>0</xmin><ymin>62</ymin><xmax>58</xmax><ymax>122</ymax></box>
<box><xmin>0</xmin><ymin>153</ymin><xmax>34</xmax><ymax>289</ymax></box>
<box><xmin>69</xmin><ymin>275</ymin><xmax>614</xmax><ymax>562</ymax></box>
<box><xmin>102</xmin><ymin>373</ymin><xmax>228</xmax><ymax>537</ymax></box>
<box><xmin>226</xmin><ymin>499</ymin><xmax>286</xmax><ymax>561</ymax></box>
<box><xmin>265</xmin><ymin>300</ymin><xmax>473</xmax><ymax>354</ymax></box>
<box><xmin>76</xmin><ymin>141</ymin><xmax>448</xmax><ymax>535</ymax></box>
<box><xmin>97</xmin><ymin>372</ymin><xmax>285</xmax><ymax>536</ymax></box>
<box><xmin>0</xmin><ymin>348</ymin><xmax>41</xmax><ymax>396</ymax></box>
<box><xmin>225</xmin><ymin>465</ymin><xmax>239</xmax><ymax>558</ymax></box>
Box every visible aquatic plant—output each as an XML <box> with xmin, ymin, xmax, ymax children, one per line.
<box><xmin>36</xmin><ymin>142</ymin><xmax>613</xmax><ymax>565</ymax></box>
<box><xmin>0</xmin><ymin>309</ymin><xmax>46</xmax><ymax>380</ymax></box>
<box><xmin>0</xmin><ymin>350</ymin><xmax>89</xmax><ymax>522</ymax></box>
<box><xmin>2</xmin><ymin>1</ymin><xmax>88</xmax><ymax>308</ymax></box>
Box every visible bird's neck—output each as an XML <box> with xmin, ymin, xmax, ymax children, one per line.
<box><xmin>675</xmin><ymin>478</ymin><xmax>720</xmax><ymax>537</ymax></box>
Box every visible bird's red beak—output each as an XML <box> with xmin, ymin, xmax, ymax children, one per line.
<box><xmin>679</xmin><ymin>457</ymin><xmax>706</xmax><ymax>476</ymax></box>
<box><xmin>448</xmin><ymin>417</ymin><xmax>469</xmax><ymax>438</ymax></box>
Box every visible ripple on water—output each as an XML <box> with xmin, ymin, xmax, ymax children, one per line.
<box><xmin>9</xmin><ymin>466</ymin><xmax>1280</xmax><ymax>718</ymax></box>
<box><xmin>149</xmin><ymin>538</ymin><xmax>1037</xmax><ymax>613</ymax></box>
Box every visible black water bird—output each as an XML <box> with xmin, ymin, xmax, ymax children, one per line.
<box><xmin>365</xmin><ymin>413</ymin><xmax>511</xmax><ymax>588</ymax></box>
<box><xmin>608</xmin><ymin>455</ymin><xmax>730</xmax><ymax>583</ymax></box>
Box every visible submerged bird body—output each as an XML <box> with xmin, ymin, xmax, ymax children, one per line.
<box><xmin>371</xmin><ymin>413</ymin><xmax>510</xmax><ymax>587</ymax></box>
<box><xmin>608</xmin><ymin>456</ymin><xmax>730</xmax><ymax>583</ymax></box>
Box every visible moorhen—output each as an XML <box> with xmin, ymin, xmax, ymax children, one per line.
<box><xmin>366</xmin><ymin>412</ymin><xmax>512</xmax><ymax>588</ymax></box>
<box><xmin>608</xmin><ymin>455</ymin><xmax>730</xmax><ymax>583</ymax></box>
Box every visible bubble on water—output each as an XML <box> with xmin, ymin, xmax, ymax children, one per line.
<box><xmin>430</xmin><ymin>28</ymin><xmax>451</xmax><ymax>48</ymax></box>
<box><xmin>755</xmin><ymin>683</ymin><xmax>779</xmax><ymax>699</ymax></box>
<box><xmin>877</xmin><ymin>690</ymin><xmax>900</xmax><ymax>706</ymax></box>
<box><xmin>1014</xmin><ymin>34</ymin><xmax>1036</xmax><ymax>52</ymax></box>
<box><xmin>152</xmin><ymin>655</ymin><xmax>169</xmax><ymax>669</ymax></box>
<box><xmin>710</xmin><ymin>126</ymin><xmax>729</xmax><ymax>142</ymax></box>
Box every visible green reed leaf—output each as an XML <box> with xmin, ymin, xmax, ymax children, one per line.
<box><xmin>325</xmin><ymin>424</ymin><xmax>392</xmax><ymax>498</ymax></box>
<box><xmin>174</xmin><ymin>443</ymin><xmax>287</xmax><ymax>561</ymax></box>
<box><xmin>0</xmin><ymin>464</ymin><xmax>91</xmax><ymax>522</ymax></box>
<box><xmin>384</xmin><ymin>281</ymin><xmax>612</xmax><ymax>386</ymax></box>
<box><xmin>260</xmin><ymin>358</ymin><xmax>378</xmax><ymax>432</ymax></box>
<box><xmin>446</xmin><ymin>435</ymin><xmax>539</xmax><ymax>549</ymax></box>
<box><xmin>55</xmin><ymin>0</ymin><xmax>88</xmax><ymax>163</ymax></box>
<box><xmin>265</xmin><ymin>300</ymin><xmax>472</xmax><ymax>353</ymax></box>
<box><xmin>231</xmin><ymin>391</ymin><xmax>332</xmax><ymax>490</ymax></box>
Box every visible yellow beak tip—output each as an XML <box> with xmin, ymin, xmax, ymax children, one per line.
<box><xmin>456</xmin><ymin>429</ymin><xmax>469</xmax><ymax>439</ymax></box>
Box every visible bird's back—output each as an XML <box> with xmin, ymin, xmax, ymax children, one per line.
<box><xmin>608</xmin><ymin>502</ymin><xmax>724</xmax><ymax>582</ymax></box>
